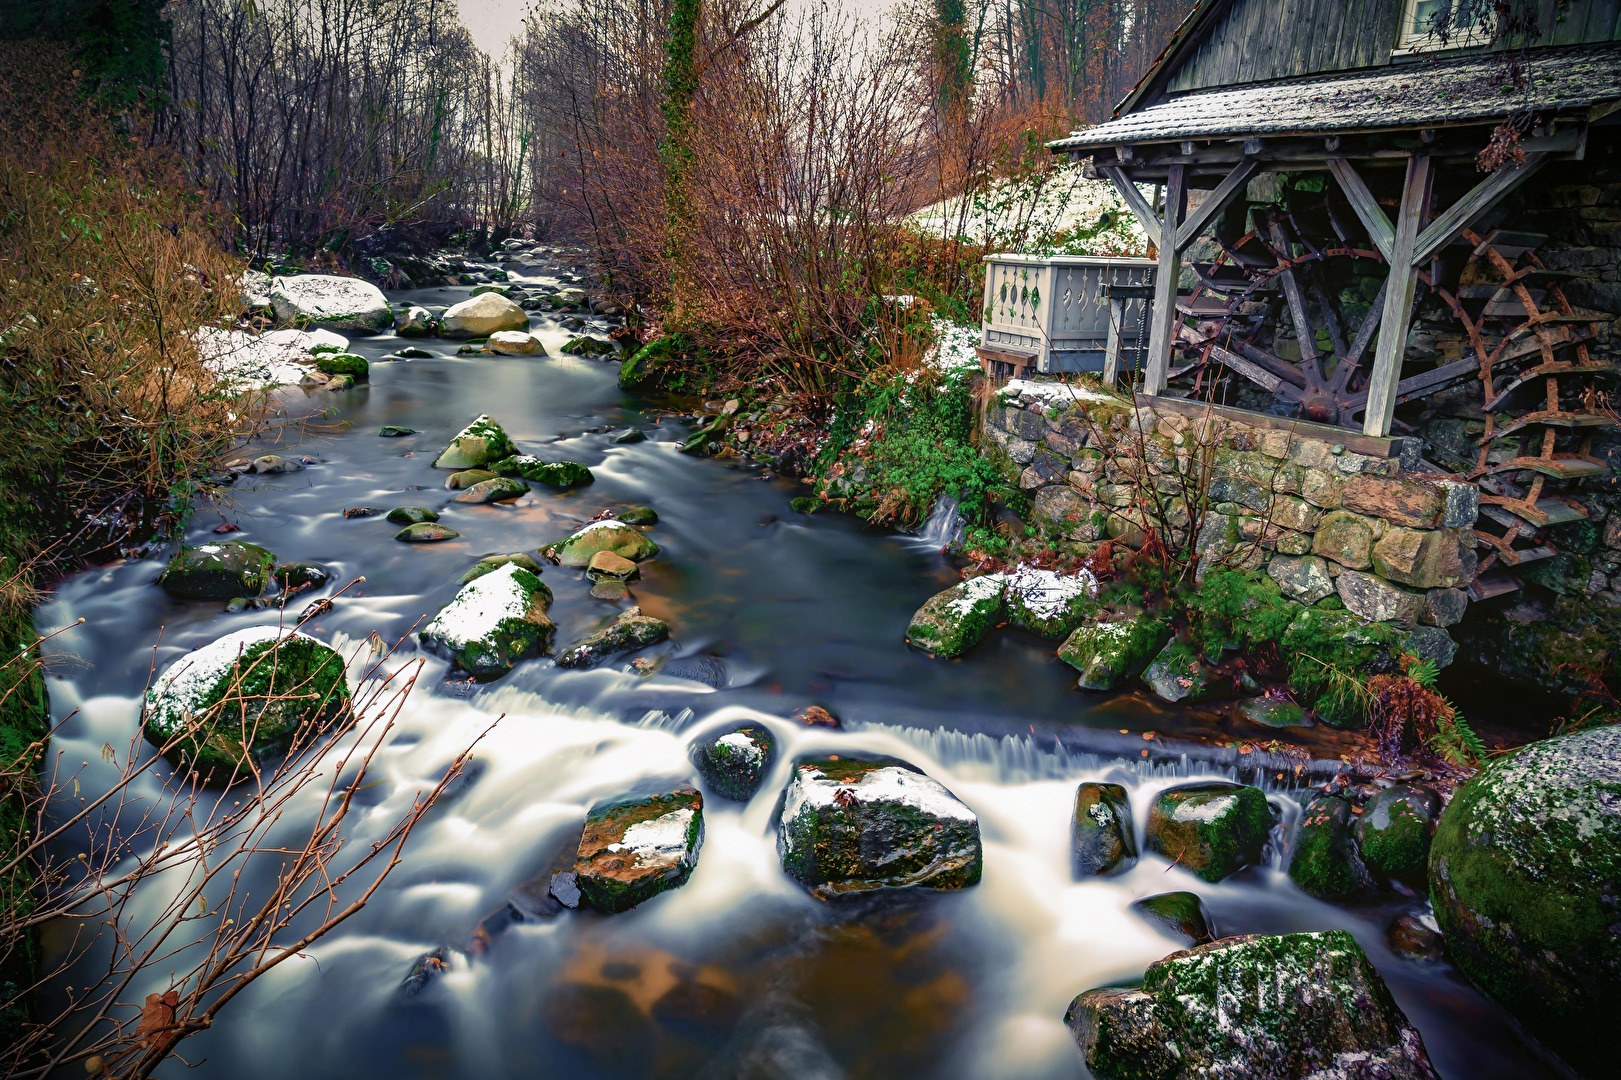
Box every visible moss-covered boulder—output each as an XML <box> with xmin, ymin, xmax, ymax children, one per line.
<box><xmin>1073</xmin><ymin>781</ymin><xmax>1136</xmax><ymax>877</ymax></box>
<box><xmin>547</xmin><ymin>520</ymin><xmax>659</xmax><ymax>567</ymax></box>
<box><xmin>556</xmin><ymin>607</ymin><xmax>669</xmax><ymax>668</ymax></box>
<box><xmin>777</xmin><ymin>756</ymin><xmax>982</xmax><ymax>898</ymax></box>
<box><xmin>459</xmin><ymin>551</ymin><xmax>545</xmax><ymax>584</ymax></box>
<box><xmin>143</xmin><ymin>626</ymin><xmax>349</xmax><ymax>785</ymax></box>
<box><xmin>1142</xmin><ymin>641</ymin><xmax>1220</xmax><ymax>704</ymax></box>
<box><xmin>561</xmin><ymin>335</ymin><xmax>615</xmax><ymax>356</ymax></box>
<box><xmin>1288</xmin><ymin>794</ymin><xmax>1371</xmax><ymax>900</ymax></box>
<box><xmin>158</xmin><ymin>541</ymin><xmax>276</xmax><ymax>600</ymax></box>
<box><xmin>1428</xmin><ymin>726</ymin><xmax>1621</xmax><ymax>1076</ymax></box>
<box><xmin>386</xmin><ymin>506</ymin><xmax>439</xmax><ymax>525</ymax></box>
<box><xmin>617</xmin><ymin>504</ymin><xmax>658</xmax><ymax>525</ymax></box>
<box><xmin>1058</xmin><ymin>613</ymin><xmax>1170</xmax><ymax>691</ymax></box>
<box><xmin>1064</xmin><ymin>931</ymin><xmax>1437</xmax><ymax>1079</ymax></box>
<box><xmin>395</xmin><ymin>523</ymin><xmax>460</xmax><ymax>543</ymax></box>
<box><xmin>904</xmin><ymin>575</ymin><xmax>1005</xmax><ymax>658</ymax></box>
<box><xmin>418</xmin><ymin>562</ymin><xmax>554</xmax><ymax>679</ymax></box>
<box><xmin>451</xmin><ymin>476</ymin><xmax>530</xmax><ymax>504</ymax></box>
<box><xmin>438</xmin><ymin>292</ymin><xmax>528</xmax><ymax>337</ymax></box>
<box><xmin>1003</xmin><ymin>566</ymin><xmax>1098</xmax><ymax>638</ymax></box>
<box><xmin>491</xmin><ymin>455</ymin><xmax>594</xmax><ymax>489</ymax></box>
<box><xmin>619</xmin><ymin>336</ymin><xmax>680</xmax><ymax>391</ymax></box>
<box><xmin>313</xmin><ymin>351</ymin><xmax>369</xmax><ymax>381</ymax></box>
<box><xmin>273</xmin><ymin>562</ymin><xmax>329</xmax><ymax>591</ymax></box>
<box><xmin>690</xmin><ymin>723</ymin><xmax>776</xmax><ymax>802</ymax></box>
<box><xmin>433</xmin><ymin>414</ymin><xmax>517</xmax><ymax>470</ymax></box>
<box><xmin>1236</xmin><ymin>695</ymin><xmax>1311</xmax><ymax>728</ymax></box>
<box><xmin>1147</xmin><ymin>782</ymin><xmax>1273</xmax><ymax>883</ymax></box>
<box><xmin>574</xmin><ymin>786</ymin><xmax>704</xmax><ymax>913</ymax></box>
<box><xmin>1129</xmin><ymin>891</ymin><xmax>1216</xmax><ymax>947</ymax></box>
<box><xmin>1356</xmin><ymin>783</ymin><xmax>1440</xmax><ymax>884</ymax></box>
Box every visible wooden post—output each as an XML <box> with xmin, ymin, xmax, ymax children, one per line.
<box><xmin>1102</xmin><ymin>298</ymin><xmax>1125</xmax><ymax>388</ymax></box>
<box><xmin>1144</xmin><ymin>164</ymin><xmax>1184</xmax><ymax>396</ymax></box>
<box><xmin>1363</xmin><ymin>154</ymin><xmax>1433</xmax><ymax>438</ymax></box>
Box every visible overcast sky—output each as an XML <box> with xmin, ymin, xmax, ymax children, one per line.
<box><xmin>456</xmin><ymin>0</ymin><xmax>902</xmax><ymax>57</ymax></box>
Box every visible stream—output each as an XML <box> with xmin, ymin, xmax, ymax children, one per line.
<box><xmin>34</xmin><ymin>266</ymin><xmax>1562</xmax><ymax>1078</ymax></box>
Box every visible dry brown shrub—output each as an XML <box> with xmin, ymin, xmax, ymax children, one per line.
<box><xmin>0</xmin><ymin>44</ymin><xmax>257</xmax><ymax>576</ymax></box>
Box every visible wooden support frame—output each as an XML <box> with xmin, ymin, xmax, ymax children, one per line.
<box><xmin>1327</xmin><ymin>158</ymin><xmax>1394</xmax><ymax>260</ymax></box>
<box><xmin>1412</xmin><ymin>153</ymin><xmax>1548</xmax><ymax>265</ymax></box>
<box><xmin>1144</xmin><ymin>164</ymin><xmax>1186</xmax><ymax>395</ymax></box>
<box><xmin>1100</xmin><ymin>165</ymin><xmax>1161</xmax><ymax>249</ymax></box>
<box><xmin>1175</xmin><ymin>159</ymin><xmax>1259</xmax><ymax>251</ymax></box>
<box><xmin>1363</xmin><ymin>153</ymin><xmax>1433</xmax><ymax>438</ymax></box>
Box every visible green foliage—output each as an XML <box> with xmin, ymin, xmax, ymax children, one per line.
<box><xmin>1184</xmin><ymin>570</ymin><xmax>1294</xmax><ymax>659</ymax></box>
<box><xmin>815</xmin><ymin>364</ymin><xmax>1009</xmax><ymax>528</ymax></box>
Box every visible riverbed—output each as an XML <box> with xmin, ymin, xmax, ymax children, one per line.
<box><xmin>35</xmin><ymin>267</ymin><xmax>1561</xmax><ymax>1078</ymax></box>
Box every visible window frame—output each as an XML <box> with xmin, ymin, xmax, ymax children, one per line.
<box><xmin>1393</xmin><ymin>0</ymin><xmax>1497</xmax><ymax>54</ymax></box>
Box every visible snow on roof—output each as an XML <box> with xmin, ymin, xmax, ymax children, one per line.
<box><xmin>1051</xmin><ymin>41</ymin><xmax>1621</xmax><ymax>150</ymax></box>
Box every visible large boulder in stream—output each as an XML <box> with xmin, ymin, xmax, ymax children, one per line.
<box><xmin>143</xmin><ymin>626</ymin><xmax>349</xmax><ymax>785</ymax></box>
<box><xmin>1288</xmin><ymin>793</ymin><xmax>1371</xmax><ymax>900</ymax></box>
<box><xmin>777</xmin><ymin>756</ymin><xmax>982</xmax><ymax>897</ymax></box>
<box><xmin>1065</xmin><ymin>930</ymin><xmax>1438</xmax><ymax>1080</ymax></box>
<box><xmin>1146</xmin><ymin>782</ymin><xmax>1273</xmax><ymax>883</ymax></box>
<box><xmin>1427</xmin><ymin>725</ymin><xmax>1621</xmax><ymax>1077</ymax></box>
<box><xmin>268</xmin><ymin>274</ymin><xmax>392</xmax><ymax>333</ymax></box>
<box><xmin>433</xmin><ymin>414</ymin><xmax>517</xmax><ymax>469</ymax></box>
<box><xmin>547</xmin><ymin>520</ymin><xmax>659</xmax><ymax>567</ymax></box>
<box><xmin>158</xmin><ymin>541</ymin><xmax>276</xmax><ymax>600</ymax></box>
<box><xmin>690</xmin><ymin>723</ymin><xmax>776</xmax><ymax>802</ymax></box>
<box><xmin>573</xmin><ymin>786</ymin><xmax>704</xmax><ymax>913</ymax></box>
<box><xmin>1058</xmin><ymin>613</ymin><xmax>1170</xmax><ymax>691</ymax></box>
<box><xmin>1356</xmin><ymin>782</ymin><xmax>1441</xmax><ymax>884</ymax></box>
<box><xmin>438</xmin><ymin>292</ymin><xmax>529</xmax><ymax>337</ymax></box>
<box><xmin>418</xmin><ymin>562</ymin><xmax>554</xmax><ymax>679</ymax></box>
<box><xmin>1002</xmin><ymin>566</ymin><xmax>1098</xmax><ymax>638</ymax></box>
<box><xmin>905</xmin><ymin>568</ymin><xmax>1098</xmax><ymax>658</ymax></box>
<box><xmin>904</xmin><ymin>575</ymin><xmax>1005</xmax><ymax>658</ymax></box>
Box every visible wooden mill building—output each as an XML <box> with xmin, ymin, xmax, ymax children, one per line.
<box><xmin>1036</xmin><ymin>0</ymin><xmax>1621</xmax><ymax>585</ymax></box>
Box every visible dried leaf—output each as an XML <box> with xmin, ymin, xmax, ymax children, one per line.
<box><xmin>137</xmin><ymin>989</ymin><xmax>180</xmax><ymax>1049</ymax></box>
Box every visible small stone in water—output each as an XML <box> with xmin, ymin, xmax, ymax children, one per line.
<box><xmin>386</xmin><ymin>506</ymin><xmax>439</xmax><ymax>525</ymax></box>
<box><xmin>589</xmin><ymin>579</ymin><xmax>631</xmax><ymax>602</ymax></box>
<box><xmin>250</xmin><ymin>454</ymin><xmax>301</xmax><ymax>474</ymax></box>
<box><xmin>616</xmin><ymin>504</ymin><xmax>658</xmax><ymax>526</ymax></box>
<box><xmin>378</xmin><ymin>425</ymin><xmax>418</xmax><ymax>437</ymax></box>
<box><xmin>396</xmin><ymin>522</ymin><xmax>460</xmax><ymax>543</ymax></box>
<box><xmin>611</xmin><ymin>428</ymin><xmax>645</xmax><ymax>444</ymax></box>
<box><xmin>548</xmin><ymin>871</ymin><xmax>581</xmax><ymax>909</ymax></box>
<box><xmin>299</xmin><ymin>598</ymin><xmax>334</xmax><ymax>622</ymax></box>
<box><xmin>342</xmin><ymin>506</ymin><xmax>377</xmax><ymax>518</ymax></box>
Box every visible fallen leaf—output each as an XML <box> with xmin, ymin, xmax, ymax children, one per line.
<box><xmin>137</xmin><ymin>989</ymin><xmax>180</xmax><ymax>1050</ymax></box>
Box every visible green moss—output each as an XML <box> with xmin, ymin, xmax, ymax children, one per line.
<box><xmin>1288</xmin><ymin>794</ymin><xmax>1369</xmax><ymax>899</ymax></box>
<box><xmin>1147</xmin><ymin>783</ymin><xmax>1273</xmax><ymax>883</ymax></box>
<box><xmin>1059</xmin><ymin>614</ymin><xmax>1170</xmax><ymax>691</ymax></box>
<box><xmin>490</xmin><ymin>456</ymin><xmax>594</xmax><ymax>489</ymax></box>
<box><xmin>1072</xmin><ymin>782</ymin><xmax>1136</xmax><ymax>877</ymax></box>
<box><xmin>157</xmin><ymin>541</ymin><xmax>276</xmax><ymax>600</ymax></box>
<box><xmin>904</xmin><ymin>577</ymin><xmax>1003</xmax><ymax>658</ymax></box>
<box><xmin>618</xmin><ymin>336</ymin><xmax>686</xmax><ymax>392</ymax></box>
<box><xmin>1356</xmin><ymin>785</ymin><xmax>1439</xmax><ymax>882</ymax></box>
<box><xmin>1185</xmin><ymin>569</ymin><xmax>1293</xmax><ymax>659</ymax></box>
<box><xmin>313</xmin><ymin>352</ymin><xmax>369</xmax><ymax>380</ymax></box>
<box><xmin>690</xmin><ymin>724</ymin><xmax>775</xmax><ymax>801</ymax></box>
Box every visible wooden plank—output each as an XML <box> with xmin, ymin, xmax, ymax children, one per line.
<box><xmin>1413</xmin><ymin>154</ymin><xmax>1549</xmax><ymax>265</ymax></box>
<box><xmin>1175</xmin><ymin>324</ymin><xmax>1285</xmax><ymax>393</ymax></box>
<box><xmin>1268</xmin><ymin>219</ymin><xmax>1325</xmax><ymax>381</ymax></box>
<box><xmin>1175</xmin><ymin>159</ymin><xmax>1259</xmax><ymax>252</ymax></box>
<box><xmin>1103</xmin><ymin>298</ymin><xmax>1124</xmax><ymax>388</ymax></box>
<box><xmin>1364</xmin><ymin>153</ymin><xmax>1433</xmax><ymax>438</ymax></box>
<box><xmin>1327</xmin><ymin>158</ymin><xmax>1395</xmax><ymax>260</ymax></box>
<box><xmin>1145</xmin><ymin>393</ymin><xmax>1404</xmax><ymax>458</ymax></box>
<box><xmin>1145</xmin><ymin>165</ymin><xmax>1186</xmax><ymax>396</ymax></box>
<box><xmin>1100</xmin><ymin>166</ymin><xmax>1161</xmax><ymax>249</ymax></box>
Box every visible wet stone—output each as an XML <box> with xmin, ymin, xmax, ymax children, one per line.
<box><xmin>1289</xmin><ymin>793</ymin><xmax>1372</xmax><ymax>900</ymax></box>
<box><xmin>1072</xmin><ymin>782</ymin><xmax>1137</xmax><ymax>877</ymax></box>
<box><xmin>1355</xmin><ymin>783</ymin><xmax>1441</xmax><ymax>884</ymax></box>
<box><xmin>1129</xmin><ymin>891</ymin><xmax>1216</xmax><ymax>947</ymax></box>
<box><xmin>586</xmin><ymin>550</ymin><xmax>639</xmax><ymax>581</ymax></box>
<box><xmin>1387</xmin><ymin>914</ymin><xmax>1444</xmax><ymax>962</ymax></box>
<box><xmin>386</xmin><ymin>506</ymin><xmax>440</xmax><ymax>525</ymax></box>
<box><xmin>1057</xmin><ymin>613</ymin><xmax>1169</xmax><ymax>691</ymax></box>
<box><xmin>459</xmin><ymin>551</ymin><xmax>545</xmax><ymax>585</ymax></box>
<box><xmin>590</xmin><ymin>579</ymin><xmax>631</xmax><ymax>602</ymax></box>
<box><xmin>689</xmin><ymin>723</ymin><xmax>776</xmax><ymax>802</ymax></box>
<box><xmin>904</xmin><ymin>574</ymin><xmax>1004</xmax><ymax>658</ymax></box>
<box><xmin>777</xmin><ymin>756</ymin><xmax>982</xmax><ymax>897</ymax></box>
<box><xmin>556</xmin><ymin>607</ymin><xmax>668</xmax><ymax>668</ymax></box>
<box><xmin>574</xmin><ymin>786</ymin><xmax>703</xmax><ymax>913</ymax></box>
<box><xmin>492</xmin><ymin>455</ymin><xmax>594</xmax><ymax>489</ymax></box>
<box><xmin>159</xmin><ymin>541</ymin><xmax>277</xmax><ymax>600</ymax></box>
<box><xmin>433</xmin><ymin>414</ymin><xmax>517</xmax><ymax>469</ymax></box>
<box><xmin>1146</xmin><ymin>782</ymin><xmax>1273</xmax><ymax>883</ymax></box>
<box><xmin>1236</xmin><ymin>695</ymin><xmax>1311</xmax><ymax>728</ymax></box>
<box><xmin>379</xmin><ymin>425</ymin><xmax>418</xmax><ymax>437</ymax></box>
<box><xmin>445</xmin><ymin>468</ymin><xmax>497</xmax><ymax>490</ymax></box>
<box><xmin>451</xmin><ymin>476</ymin><xmax>530</xmax><ymax>504</ymax></box>
<box><xmin>616</xmin><ymin>504</ymin><xmax>658</xmax><ymax>525</ymax></box>
<box><xmin>549</xmin><ymin>520</ymin><xmax>659</xmax><ymax>566</ymax></box>
<box><xmin>396</xmin><ymin>522</ymin><xmax>459</xmax><ymax>543</ymax></box>
<box><xmin>418</xmin><ymin>562</ymin><xmax>554</xmax><ymax>678</ymax></box>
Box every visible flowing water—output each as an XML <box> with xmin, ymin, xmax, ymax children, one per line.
<box><xmin>35</xmin><ymin>266</ymin><xmax>1562</xmax><ymax>1078</ymax></box>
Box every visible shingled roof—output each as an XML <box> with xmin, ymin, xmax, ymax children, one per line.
<box><xmin>1051</xmin><ymin>41</ymin><xmax>1621</xmax><ymax>152</ymax></box>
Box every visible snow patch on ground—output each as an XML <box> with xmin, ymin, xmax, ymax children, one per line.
<box><xmin>1004</xmin><ymin>565</ymin><xmax>1099</xmax><ymax>619</ymax></box>
<box><xmin>421</xmin><ymin>563</ymin><xmax>534</xmax><ymax>650</ymax></box>
<box><xmin>924</xmin><ymin>316</ymin><xmax>982</xmax><ymax>373</ymax></box>
<box><xmin>1002</xmin><ymin>378</ymin><xmax>1118</xmax><ymax>408</ymax></box>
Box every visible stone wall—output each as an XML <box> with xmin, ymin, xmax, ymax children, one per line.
<box><xmin>983</xmin><ymin>380</ymin><xmax>1478</xmax><ymax>662</ymax></box>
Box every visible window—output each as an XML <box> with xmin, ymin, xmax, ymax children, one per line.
<box><xmin>1396</xmin><ymin>0</ymin><xmax>1496</xmax><ymax>52</ymax></box>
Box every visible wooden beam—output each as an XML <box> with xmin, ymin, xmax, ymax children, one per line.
<box><xmin>1102</xmin><ymin>298</ymin><xmax>1125</xmax><ymax>388</ymax></box>
<box><xmin>1412</xmin><ymin>153</ymin><xmax>1548</xmax><ymax>265</ymax></box>
<box><xmin>1268</xmin><ymin>218</ymin><xmax>1324</xmax><ymax>383</ymax></box>
<box><xmin>1100</xmin><ymin>166</ymin><xmax>1160</xmax><ymax>249</ymax></box>
<box><xmin>1363</xmin><ymin>154</ymin><xmax>1434</xmax><ymax>438</ymax></box>
<box><xmin>1327</xmin><ymin>158</ymin><xmax>1394</xmax><ymax>261</ymax></box>
<box><xmin>1144</xmin><ymin>164</ymin><xmax>1185</xmax><ymax>397</ymax></box>
<box><xmin>1174</xmin><ymin>159</ymin><xmax>1259</xmax><ymax>253</ymax></box>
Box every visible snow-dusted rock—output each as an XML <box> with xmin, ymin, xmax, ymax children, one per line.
<box><xmin>778</xmin><ymin>756</ymin><xmax>982</xmax><ymax>897</ymax></box>
<box><xmin>418</xmin><ymin>562</ymin><xmax>554</xmax><ymax>679</ymax></box>
<box><xmin>547</xmin><ymin>519</ymin><xmax>659</xmax><ymax>567</ymax></box>
<box><xmin>195</xmin><ymin>326</ymin><xmax>350</xmax><ymax>388</ymax></box>
<box><xmin>143</xmin><ymin>626</ymin><xmax>349</xmax><ymax>784</ymax></box>
<box><xmin>268</xmin><ymin>274</ymin><xmax>392</xmax><ymax>333</ymax></box>
<box><xmin>487</xmin><ymin>330</ymin><xmax>544</xmax><ymax>355</ymax></box>
<box><xmin>574</xmin><ymin>786</ymin><xmax>704</xmax><ymax>912</ymax></box>
<box><xmin>438</xmin><ymin>292</ymin><xmax>528</xmax><ymax>337</ymax></box>
<box><xmin>432</xmin><ymin>414</ymin><xmax>517</xmax><ymax>470</ymax></box>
